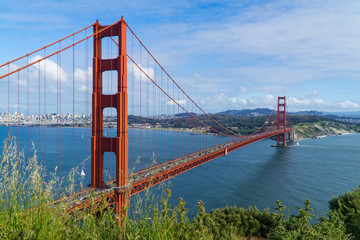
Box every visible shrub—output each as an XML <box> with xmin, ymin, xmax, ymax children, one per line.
<box><xmin>329</xmin><ymin>186</ymin><xmax>360</xmax><ymax>239</ymax></box>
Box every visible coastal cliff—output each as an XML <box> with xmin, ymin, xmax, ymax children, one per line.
<box><xmin>294</xmin><ymin>121</ymin><xmax>360</xmax><ymax>139</ymax></box>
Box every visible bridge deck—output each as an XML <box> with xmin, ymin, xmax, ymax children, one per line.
<box><xmin>58</xmin><ymin>128</ymin><xmax>293</xmax><ymax>212</ymax></box>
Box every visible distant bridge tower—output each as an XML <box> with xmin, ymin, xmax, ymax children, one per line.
<box><xmin>276</xmin><ymin>96</ymin><xmax>287</xmax><ymax>147</ymax></box>
<box><xmin>91</xmin><ymin>17</ymin><xmax>129</xmax><ymax>217</ymax></box>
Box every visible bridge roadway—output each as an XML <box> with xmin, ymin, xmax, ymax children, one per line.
<box><xmin>60</xmin><ymin>128</ymin><xmax>293</xmax><ymax>212</ymax></box>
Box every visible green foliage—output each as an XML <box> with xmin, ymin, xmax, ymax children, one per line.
<box><xmin>329</xmin><ymin>186</ymin><xmax>360</xmax><ymax>239</ymax></box>
<box><xmin>189</xmin><ymin>205</ymin><xmax>278</xmax><ymax>238</ymax></box>
<box><xmin>268</xmin><ymin>200</ymin><xmax>349</xmax><ymax>240</ymax></box>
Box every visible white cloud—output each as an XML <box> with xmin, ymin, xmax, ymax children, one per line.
<box><xmin>193</xmin><ymin>73</ymin><xmax>209</xmax><ymax>83</ymax></box>
<box><xmin>197</xmin><ymin>94</ymin><xmax>278</xmax><ymax>112</ymax></box>
<box><xmin>239</xmin><ymin>86</ymin><xmax>248</xmax><ymax>93</ymax></box>
<box><xmin>74</xmin><ymin>66</ymin><xmax>92</xmax><ymax>83</ymax></box>
<box><xmin>30</xmin><ymin>55</ymin><xmax>68</xmax><ymax>82</ymax></box>
<box><xmin>264</xmin><ymin>94</ymin><xmax>275</xmax><ymax>105</ymax></box>
<box><xmin>74</xmin><ymin>67</ymin><xmax>92</xmax><ymax>92</ymax></box>
<box><xmin>78</xmin><ymin>84</ymin><xmax>90</xmax><ymax>92</ymax></box>
<box><xmin>287</xmin><ymin>97</ymin><xmax>360</xmax><ymax>111</ymax></box>
<box><xmin>312</xmin><ymin>91</ymin><xmax>319</xmax><ymax>96</ymax></box>
<box><xmin>338</xmin><ymin>100</ymin><xmax>359</xmax><ymax>109</ymax></box>
<box><xmin>306</xmin><ymin>90</ymin><xmax>319</xmax><ymax>99</ymax></box>
<box><xmin>215</xmin><ymin>93</ymin><xmax>227</xmax><ymax>101</ymax></box>
<box><xmin>314</xmin><ymin>99</ymin><xmax>328</xmax><ymax>105</ymax></box>
<box><xmin>288</xmin><ymin>97</ymin><xmax>311</xmax><ymax>106</ymax></box>
<box><xmin>230</xmin><ymin>97</ymin><xmax>247</xmax><ymax>105</ymax></box>
<box><xmin>167</xmin><ymin>99</ymin><xmax>186</xmax><ymax>106</ymax></box>
<box><xmin>48</xmin><ymin>86</ymin><xmax>63</xmax><ymax>94</ymax></box>
<box><xmin>128</xmin><ymin>62</ymin><xmax>155</xmax><ymax>82</ymax></box>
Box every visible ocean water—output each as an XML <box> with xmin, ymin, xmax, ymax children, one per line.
<box><xmin>1</xmin><ymin>126</ymin><xmax>359</xmax><ymax>218</ymax></box>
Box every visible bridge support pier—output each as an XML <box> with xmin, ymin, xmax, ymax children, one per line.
<box><xmin>92</xmin><ymin>17</ymin><xmax>129</xmax><ymax>221</ymax></box>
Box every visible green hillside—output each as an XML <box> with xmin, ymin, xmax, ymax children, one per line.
<box><xmin>294</xmin><ymin>121</ymin><xmax>360</xmax><ymax>139</ymax></box>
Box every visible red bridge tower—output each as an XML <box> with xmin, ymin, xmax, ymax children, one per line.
<box><xmin>276</xmin><ymin>96</ymin><xmax>287</xmax><ymax>147</ymax></box>
<box><xmin>91</xmin><ymin>17</ymin><xmax>129</xmax><ymax>217</ymax></box>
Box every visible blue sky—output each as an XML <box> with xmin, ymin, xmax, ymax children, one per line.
<box><xmin>1</xmin><ymin>0</ymin><xmax>360</xmax><ymax>113</ymax></box>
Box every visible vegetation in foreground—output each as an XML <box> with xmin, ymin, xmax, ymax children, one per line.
<box><xmin>0</xmin><ymin>136</ymin><xmax>359</xmax><ymax>239</ymax></box>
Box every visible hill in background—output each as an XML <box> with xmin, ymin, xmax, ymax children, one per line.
<box><xmin>216</xmin><ymin>108</ymin><xmax>273</xmax><ymax>116</ymax></box>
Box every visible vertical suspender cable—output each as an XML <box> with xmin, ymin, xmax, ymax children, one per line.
<box><xmin>146</xmin><ymin>53</ymin><xmax>149</xmax><ymax>167</ymax></box>
<box><xmin>160</xmin><ymin>70</ymin><xmax>163</xmax><ymax>164</ymax></box>
<box><xmin>107</xmin><ymin>37</ymin><xmax>110</xmax><ymax>179</ymax></box>
<box><xmin>84</xmin><ymin>30</ymin><xmax>89</xmax><ymax>186</ymax></box>
<box><xmin>153</xmin><ymin>64</ymin><xmax>156</xmax><ymax>165</ymax></box>
<box><xmin>56</xmin><ymin>51</ymin><xmax>60</xmax><ymax>196</ymax></box>
<box><xmin>59</xmin><ymin>42</ymin><xmax>62</xmax><ymax>192</ymax></box>
<box><xmin>17</xmin><ymin>71</ymin><xmax>20</xmax><ymax>149</ymax></box>
<box><xmin>27</xmin><ymin>56</ymin><xmax>29</xmax><ymax>169</ymax></box>
<box><xmin>7</xmin><ymin>65</ymin><xmax>9</xmax><ymax>134</ymax></box>
<box><xmin>44</xmin><ymin>49</ymin><xmax>46</xmax><ymax>175</ymax></box>
<box><xmin>139</xmin><ymin>42</ymin><xmax>142</xmax><ymax>171</ymax></box>
<box><xmin>131</xmin><ymin>33</ymin><xmax>134</xmax><ymax>171</ymax></box>
<box><xmin>38</xmin><ymin>59</ymin><xmax>41</xmax><ymax>165</ymax></box>
<box><xmin>172</xmin><ymin>78</ymin><xmax>175</xmax><ymax>159</ymax></box>
<box><xmin>72</xmin><ymin>36</ymin><xmax>75</xmax><ymax>188</ymax></box>
<box><xmin>178</xmin><ymin>87</ymin><xmax>180</xmax><ymax>158</ymax></box>
<box><xmin>182</xmin><ymin>92</ymin><xmax>184</xmax><ymax>157</ymax></box>
<box><xmin>167</xmin><ymin>76</ymin><xmax>169</xmax><ymax>161</ymax></box>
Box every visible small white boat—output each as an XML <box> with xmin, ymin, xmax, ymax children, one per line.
<box><xmin>81</xmin><ymin>169</ymin><xmax>86</xmax><ymax>176</ymax></box>
<box><xmin>296</xmin><ymin>142</ymin><xmax>300</xmax><ymax>146</ymax></box>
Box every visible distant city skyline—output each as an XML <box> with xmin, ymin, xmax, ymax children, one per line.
<box><xmin>1</xmin><ymin>0</ymin><xmax>360</xmax><ymax>113</ymax></box>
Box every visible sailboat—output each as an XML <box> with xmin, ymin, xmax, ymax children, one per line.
<box><xmin>81</xmin><ymin>169</ymin><xmax>86</xmax><ymax>176</ymax></box>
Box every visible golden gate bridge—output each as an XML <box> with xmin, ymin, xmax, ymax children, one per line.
<box><xmin>0</xmin><ymin>17</ymin><xmax>293</xmax><ymax>219</ymax></box>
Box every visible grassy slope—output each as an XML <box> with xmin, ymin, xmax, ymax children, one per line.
<box><xmin>294</xmin><ymin>121</ymin><xmax>360</xmax><ymax>139</ymax></box>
